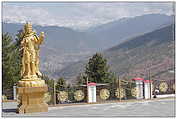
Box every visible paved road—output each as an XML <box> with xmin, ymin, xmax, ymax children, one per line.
<box><xmin>2</xmin><ymin>98</ymin><xmax>175</xmax><ymax>117</ymax></box>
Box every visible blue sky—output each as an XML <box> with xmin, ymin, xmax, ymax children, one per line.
<box><xmin>2</xmin><ymin>2</ymin><xmax>175</xmax><ymax>30</ymax></box>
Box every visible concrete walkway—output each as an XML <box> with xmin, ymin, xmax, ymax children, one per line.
<box><xmin>2</xmin><ymin>97</ymin><xmax>175</xmax><ymax>117</ymax></box>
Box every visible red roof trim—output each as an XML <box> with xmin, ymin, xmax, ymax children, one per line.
<box><xmin>144</xmin><ymin>80</ymin><xmax>152</xmax><ymax>83</ymax></box>
<box><xmin>132</xmin><ymin>78</ymin><xmax>144</xmax><ymax>81</ymax></box>
<box><xmin>87</xmin><ymin>82</ymin><xmax>96</xmax><ymax>86</ymax></box>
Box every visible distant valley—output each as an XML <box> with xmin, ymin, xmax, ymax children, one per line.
<box><xmin>58</xmin><ymin>24</ymin><xmax>175</xmax><ymax>83</ymax></box>
<box><xmin>2</xmin><ymin>14</ymin><xmax>174</xmax><ymax>80</ymax></box>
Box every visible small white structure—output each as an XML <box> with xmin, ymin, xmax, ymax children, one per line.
<box><xmin>144</xmin><ymin>80</ymin><xmax>153</xmax><ymax>99</ymax></box>
<box><xmin>132</xmin><ymin>78</ymin><xmax>144</xmax><ymax>99</ymax></box>
<box><xmin>13</xmin><ymin>85</ymin><xmax>17</xmax><ymax>100</ymax></box>
<box><xmin>87</xmin><ymin>82</ymin><xmax>96</xmax><ymax>103</ymax></box>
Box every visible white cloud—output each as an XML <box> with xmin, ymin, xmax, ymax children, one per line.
<box><xmin>3</xmin><ymin>5</ymin><xmax>56</xmax><ymax>26</ymax></box>
<box><xmin>2</xmin><ymin>2</ymin><xmax>175</xmax><ymax>30</ymax></box>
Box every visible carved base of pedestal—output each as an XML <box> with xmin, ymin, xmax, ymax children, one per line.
<box><xmin>17</xmin><ymin>86</ymin><xmax>48</xmax><ymax>114</ymax></box>
<box><xmin>18</xmin><ymin>78</ymin><xmax>45</xmax><ymax>87</ymax></box>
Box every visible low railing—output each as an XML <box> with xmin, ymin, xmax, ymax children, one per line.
<box><xmin>7</xmin><ymin>79</ymin><xmax>175</xmax><ymax>105</ymax></box>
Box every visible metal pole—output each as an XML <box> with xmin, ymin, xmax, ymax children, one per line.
<box><xmin>53</xmin><ymin>80</ymin><xmax>56</xmax><ymax>106</ymax></box>
<box><xmin>86</xmin><ymin>77</ymin><xmax>89</xmax><ymax>103</ymax></box>
<box><xmin>118</xmin><ymin>76</ymin><xmax>121</xmax><ymax>101</ymax></box>
<box><xmin>149</xmin><ymin>70</ymin><xmax>152</xmax><ymax>99</ymax></box>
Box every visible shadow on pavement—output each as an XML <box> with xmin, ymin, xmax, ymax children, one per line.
<box><xmin>2</xmin><ymin>109</ymin><xmax>17</xmax><ymax>113</ymax></box>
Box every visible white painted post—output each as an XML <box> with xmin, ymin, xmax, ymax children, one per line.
<box><xmin>13</xmin><ymin>85</ymin><xmax>17</xmax><ymax>100</ymax></box>
<box><xmin>132</xmin><ymin>78</ymin><xmax>144</xmax><ymax>99</ymax></box>
<box><xmin>87</xmin><ymin>83</ymin><xmax>96</xmax><ymax>103</ymax></box>
<box><xmin>137</xmin><ymin>81</ymin><xmax>144</xmax><ymax>99</ymax></box>
<box><xmin>144</xmin><ymin>80</ymin><xmax>152</xmax><ymax>99</ymax></box>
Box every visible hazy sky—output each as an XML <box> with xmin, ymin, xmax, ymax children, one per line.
<box><xmin>2</xmin><ymin>2</ymin><xmax>175</xmax><ymax>30</ymax></box>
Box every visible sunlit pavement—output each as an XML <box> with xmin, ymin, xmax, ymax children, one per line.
<box><xmin>2</xmin><ymin>98</ymin><xmax>175</xmax><ymax>117</ymax></box>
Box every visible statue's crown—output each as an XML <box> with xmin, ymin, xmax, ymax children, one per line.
<box><xmin>24</xmin><ymin>22</ymin><xmax>32</xmax><ymax>29</ymax></box>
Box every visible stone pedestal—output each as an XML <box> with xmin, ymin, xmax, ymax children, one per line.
<box><xmin>17</xmin><ymin>85</ymin><xmax>48</xmax><ymax>114</ymax></box>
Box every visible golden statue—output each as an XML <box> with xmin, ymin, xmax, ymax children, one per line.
<box><xmin>18</xmin><ymin>22</ymin><xmax>45</xmax><ymax>87</ymax></box>
<box><xmin>21</xmin><ymin>22</ymin><xmax>43</xmax><ymax>79</ymax></box>
<box><xmin>17</xmin><ymin>22</ymin><xmax>48</xmax><ymax>114</ymax></box>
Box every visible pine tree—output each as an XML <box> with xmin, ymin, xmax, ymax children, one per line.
<box><xmin>2</xmin><ymin>33</ymin><xmax>21</xmax><ymax>99</ymax></box>
<box><xmin>85</xmin><ymin>53</ymin><xmax>114</xmax><ymax>83</ymax></box>
<box><xmin>56</xmin><ymin>77</ymin><xmax>66</xmax><ymax>91</ymax></box>
<box><xmin>42</xmin><ymin>74</ymin><xmax>53</xmax><ymax>89</ymax></box>
<box><xmin>76</xmin><ymin>73</ymin><xmax>87</xmax><ymax>85</ymax></box>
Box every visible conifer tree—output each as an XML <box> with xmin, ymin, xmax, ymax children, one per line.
<box><xmin>85</xmin><ymin>53</ymin><xmax>114</xmax><ymax>83</ymax></box>
<box><xmin>2</xmin><ymin>33</ymin><xmax>21</xmax><ymax>99</ymax></box>
<box><xmin>56</xmin><ymin>77</ymin><xmax>66</xmax><ymax>91</ymax></box>
<box><xmin>76</xmin><ymin>73</ymin><xmax>87</xmax><ymax>85</ymax></box>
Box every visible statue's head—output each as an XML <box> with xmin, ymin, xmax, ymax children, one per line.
<box><xmin>24</xmin><ymin>22</ymin><xmax>33</xmax><ymax>34</ymax></box>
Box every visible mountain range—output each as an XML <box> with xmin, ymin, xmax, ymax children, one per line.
<box><xmin>57</xmin><ymin>24</ymin><xmax>175</xmax><ymax>83</ymax></box>
<box><xmin>2</xmin><ymin>13</ymin><xmax>174</xmax><ymax>80</ymax></box>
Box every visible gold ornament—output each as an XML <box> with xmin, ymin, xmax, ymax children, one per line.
<box><xmin>74</xmin><ymin>90</ymin><xmax>85</xmax><ymax>101</ymax></box>
<box><xmin>57</xmin><ymin>91</ymin><xmax>68</xmax><ymax>102</ymax></box>
<box><xmin>43</xmin><ymin>92</ymin><xmax>51</xmax><ymax>103</ymax></box>
<box><xmin>18</xmin><ymin>79</ymin><xmax>46</xmax><ymax>87</ymax></box>
<box><xmin>159</xmin><ymin>82</ymin><xmax>168</xmax><ymax>93</ymax></box>
<box><xmin>131</xmin><ymin>87</ymin><xmax>138</xmax><ymax>97</ymax></box>
<box><xmin>100</xmin><ymin>89</ymin><xmax>110</xmax><ymax>100</ymax></box>
<box><xmin>115</xmin><ymin>88</ymin><xmax>126</xmax><ymax>98</ymax></box>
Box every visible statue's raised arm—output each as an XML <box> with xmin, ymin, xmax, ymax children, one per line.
<box><xmin>33</xmin><ymin>31</ymin><xmax>44</xmax><ymax>45</ymax></box>
<box><xmin>39</xmin><ymin>32</ymin><xmax>44</xmax><ymax>44</ymax></box>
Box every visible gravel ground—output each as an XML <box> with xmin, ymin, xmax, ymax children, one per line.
<box><xmin>2</xmin><ymin>98</ymin><xmax>175</xmax><ymax>117</ymax></box>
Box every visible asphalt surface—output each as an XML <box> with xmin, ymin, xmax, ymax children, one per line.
<box><xmin>2</xmin><ymin>98</ymin><xmax>175</xmax><ymax>117</ymax></box>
